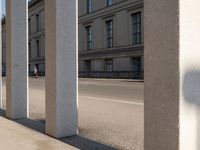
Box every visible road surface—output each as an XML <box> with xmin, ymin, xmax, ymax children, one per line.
<box><xmin>2</xmin><ymin>78</ymin><xmax>144</xmax><ymax>150</ymax></box>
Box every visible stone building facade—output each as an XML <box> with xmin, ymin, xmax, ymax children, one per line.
<box><xmin>2</xmin><ymin>0</ymin><xmax>144</xmax><ymax>78</ymax></box>
<box><xmin>2</xmin><ymin>0</ymin><xmax>45</xmax><ymax>76</ymax></box>
<box><xmin>78</xmin><ymin>0</ymin><xmax>144</xmax><ymax>78</ymax></box>
<box><xmin>2</xmin><ymin>17</ymin><xmax>6</xmax><ymax>76</ymax></box>
<box><xmin>28</xmin><ymin>0</ymin><xmax>45</xmax><ymax>75</ymax></box>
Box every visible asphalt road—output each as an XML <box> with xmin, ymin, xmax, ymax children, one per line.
<box><xmin>2</xmin><ymin>78</ymin><xmax>144</xmax><ymax>150</ymax></box>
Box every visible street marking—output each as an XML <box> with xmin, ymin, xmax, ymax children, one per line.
<box><xmin>79</xmin><ymin>82</ymin><xmax>144</xmax><ymax>87</ymax></box>
<box><xmin>79</xmin><ymin>96</ymin><xmax>144</xmax><ymax>106</ymax></box>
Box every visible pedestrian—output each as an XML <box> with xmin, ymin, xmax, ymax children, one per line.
<box><xmin>33</xmin><ymin>66</ymin><xmax>38</xmax><ymax>78</ymax></box>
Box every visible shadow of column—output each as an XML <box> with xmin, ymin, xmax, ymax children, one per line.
<box><xmin>183</xmin><ymin>71</ymin><xmax>200</xmax><ymax>149</ymax></box>
<box><xmin>0</xmin><ymin>109</ymin><xmax>118</xmax><ymax>150</ymax></box>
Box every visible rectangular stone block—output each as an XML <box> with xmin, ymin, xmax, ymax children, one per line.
<box><xmin>0</xmin><ymin>0</ymin><xmax>2</xmax><ymax>108</ymax></box>
<box><xmin>6</xmin><ymin>0</ymin><xmax>28</xmax><ymax>119</ymax></box>
<box><xmin>45</xmin><ymin>0</ymin><xmax>78</xmax><ymax>138</ymax></box>
<box><xmin>144</xmin><ymin>0</ymin><xmax>200</xmax><ymax>150</ymax></box>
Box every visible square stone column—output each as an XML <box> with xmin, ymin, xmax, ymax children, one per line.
<box><xmin>145</xmin><ymin>0</ymin><xmax>200</xmax><ymax>150</ymax></box>
<box><xmin>6</xmin><ymin>0</ymin><xmax>28</xmax><ymax>119</ymax></box>
<box><xmin>45</xmin><ymin>0</ymin><xmax>78</xmax><ymax>138</ymax></box>
<box><xmin>0</xmin><ymin>1</ymin><xmax>2</xmax><ymax>108</ymax></box>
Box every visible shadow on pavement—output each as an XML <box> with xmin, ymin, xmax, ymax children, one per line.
<box><xmin>15</xmin><ymin>118</ymin><xmax>45</xmax><ymax>133</ymax></box>
<box><xmin>0</xmin><ymin>109</ymin><xmax>118</xmax><ymax>150</ymax></box>
<box><xmin>60</xmin><ymin>136</ymin><xmax>118</xmax><ymax>150</ymax></box>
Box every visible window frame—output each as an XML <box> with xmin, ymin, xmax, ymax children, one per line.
<box><xmin>85</xmin><ymin>60</ymin><xmax>91</xmax><ymax>72</ymax></box>
<box><xmin>106</xmin><ymin>20</ymin><xmax>113</xmax><ymax>48</ymax></box>
<box><xmin>36</xmin><ymin>14</ymin><xmax>40</xmax><ymax>32</ymax></box>
<box><xmin>28</xmin><ymin>42</ymin><xmax>31</xmax><ymax>58</ymax></box>
<box><xmin>105</xmin><ymin>58</ymin><xmax>113</xmax><ymax>72</ymax></box>
<box><xmin>86</xmin><ymin>25</ymin><xmax>92</xmax><ymax>50</ymax></box>
<box><xmin>28</xmin><ymin>18</ymin><xmax>31</xmax><ymax>34</ymax></box>
<box><xmin>36</xmin><ymin>39</ymin><xmax>41</xmax><ymax>57</ymax></box>
<box><xmin>106</xmin><ymin>0</ymin><xmax>113</xmax><ymax>6</ymax></box>
<box><xmin>87</xmin><ymin>0</ymin><xmax>92</xmax><ymax>14</ymax></box>
<box><xmin>132</xmin><ymin>12</ymin><xmax>142</xmax><ymax>45</ymax></box>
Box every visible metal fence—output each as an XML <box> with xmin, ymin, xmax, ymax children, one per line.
<box><xmin>29</xmin><ymin>71</ymin><xmax>45</xmax><ymax>76</ymax></box>
<box><xmin>79</xmin><ymin>71</ymin><xmax>144</xmax><ymax>79</ymax></box>
<box><xmin>4</xmin><ymin>71</ymin><xmax>143</xmax><ymax>79</ymax></box>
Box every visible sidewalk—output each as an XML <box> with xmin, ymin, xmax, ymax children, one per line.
<box><xmin>0</xmin><ymin>113</ymin><xmax>78</xmax><ymax>150</ymax></box>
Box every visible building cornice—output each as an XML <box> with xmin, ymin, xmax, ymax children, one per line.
<box><xmin>28</xmin><ymin>0</ymin><xmax>44</xmax><ymax>8</ymax></box>
<box><xmin>79</xmin><ymin>45</ymin><xmax>144</xmax><ymax>59</ymax></box>
<box><xmin>79</xmin><ymin>0</ymin><xmax>143</xmax><ymax>23</ymax></box>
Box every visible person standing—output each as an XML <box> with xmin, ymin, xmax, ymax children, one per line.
<box><xmin>33</xmin><ymin>66</ymin><xmax>38</xmax><ymax>78</ymax></box>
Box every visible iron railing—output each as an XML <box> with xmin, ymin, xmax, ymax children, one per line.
<box><xmin>29</xmin><ymin>71</ymin><xmax>45</xmax><ymax>76</ymax></box>
<box><xmin>79</xmin><ymin>71</ymin><xmax>144</xmax><ymax>79</ymax></box>
<box><xmin>18</xmin><ymin>71</ymin><xmax>143</xmax><ymax>79</ymax></box>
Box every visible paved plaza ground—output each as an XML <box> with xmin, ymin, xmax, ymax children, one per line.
<box><xmin>0</xmin><ymin>113</ymin><xmax>78</xmax><ymax>150</ymax></box>
<box><xmin>2</xmin><ymin>78</ymin><xmax>144</xmax><ymax>150</ymax></box>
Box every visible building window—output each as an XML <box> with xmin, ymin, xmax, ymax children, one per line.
<box><xmin>36</xmin><ymin>14</ymin><xmax>40</xmax><ymax>32</ymax></box>
<box><xmin>28</xmin><ymin>64</ymin><xmax>31</xmax><ymax>75</ymax></box>
<box><xmin>87</xmin><ymin>0</ymin><xmax>92</xmax><ymax>14</ymax></box>
<box><xmin>29</xmin><ymin>42</ymin><xmax>31</xmax><ymax>58</ymax></box>
<box><xmin>132</xmin><ymin>12</ymin><xmax>142</xmax><ymax>44</ymax></box>
<box><xmin>28</xmin><ymin>18</ymin><xmax>31</xmax><ymax>34</ymax></box>
<box><xmin>86</xmin><ymin>26</ymin><xmax>92</xmax><ymax>50</ymax></box>
<box><xmin>106</xmin><ymin>20</ymin><xmax>113</xmax><ymax>48</ymax></box>
<box><xmin>36</xmin><ymin>39</ymin><xmax>40</xmax><ymax>57</ymax></box>
<box><xmin>105</xmin><ymin>59</ymin><xmax>113</xmax><ymax>72</ymax></box>
<box><xmin>85</xmin><ymin>60</ymin><xmax>91</xmax><ymax>71</ymax></box>
<box><xmin>132</xmin><ymin>57</ymin><xmax>142</xmax><ymax>78</ymax></box>
<box><xmin>106</xmin><ymin>0</ymin><xmax>113</xmax><ymax>6</ymax></box>
<box><xmin>132</xmin><ymin>57</ymin><xmax>141</xmax><ymax>72</ymax></box>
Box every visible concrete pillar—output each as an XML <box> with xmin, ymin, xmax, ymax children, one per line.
<box><xmin>45</xmin><ymin>0</ymin><xmax>78</xmax><ymax>138</ymax></box>
<box><xmin>145</xmin><ymin>0</ymin><xmax>200</xmax><ymax>150</ymax></box>
<box><xmin>0</xmin><ymin>1</ymin><xmax>2</xmax><ymax>108</ymax></box>
<box><xmin>6</xmin><ymin>0</ymin><xmax>28</xmax><ymax>119</ymax></box>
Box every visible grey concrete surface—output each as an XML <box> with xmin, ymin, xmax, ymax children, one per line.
<box><xmin>45</xmin><ymin>0</ymin><xmax>78</xmax><ymax>138</ymax></box>
<box><xmin>144</xmin><ymin>0</ymin><xmax>200</xmax><ymax>150</ymax></box>
<box><xmin>6</xmin><ymin>0</ymin><xmax>28</xmax><ymax>119</ymax></box>
<box><xmin>0</xmin><ymin>1</ymin><xmax>2</xmax><ymax>108</ymax></box>
<box><xmin>2</xmin><ymin>78</ymin><xmax>144</xmax><ymax>150</ymax></box>
<box><xmin>0</xmin><ymin>110</ymin><xmax>77</xmax><ymax>150</ymax></box>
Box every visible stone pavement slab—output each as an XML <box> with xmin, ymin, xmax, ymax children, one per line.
<box><xmin>0</xmin><ymin>116</ymin><xmax>78</xmax><ymax>150</ymax></box>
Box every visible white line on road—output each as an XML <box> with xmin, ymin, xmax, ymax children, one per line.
<box><xmin>79</xmin><ymin>96</ymin><xmax>144</xmax><ymax>106</ymax></box>
<box><xmin>79</xmin><ymin>82</ymin><xmax>144</xmax><ymax>87</ymax></box>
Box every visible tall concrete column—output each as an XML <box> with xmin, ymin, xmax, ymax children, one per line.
<box><xmin>145</xmin><ymin>0</ymin><xmax>200</xmax><ymax>150</ymax></box>
<box><xmin>6</xmin><ymin>0</ymin><xmax>28</xmax><ymax>119</ymax></box>
<box><xmin>0</xmin><ymin>1</ymin><xmax>2</xmax><ymax>108</ymax></box>
<box><xmin>45</xmin><ymin>0</ymin><xmax>78</xmax><ymax>138</ymax></box>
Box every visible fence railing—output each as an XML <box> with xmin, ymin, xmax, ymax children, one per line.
<box><xmin>4</xmin><ymin>71</ymin><xmax>143</xmax><ymax>79</ymax></box>
<box><xmin>79</xmin><ymin>71</ymin><xmax>144</xmax><ymax>79</ymax></box>
<box><xmin>29</xmin><ymin>71</ymin><xmax>45</xmax><ymax>76</ymax></box>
